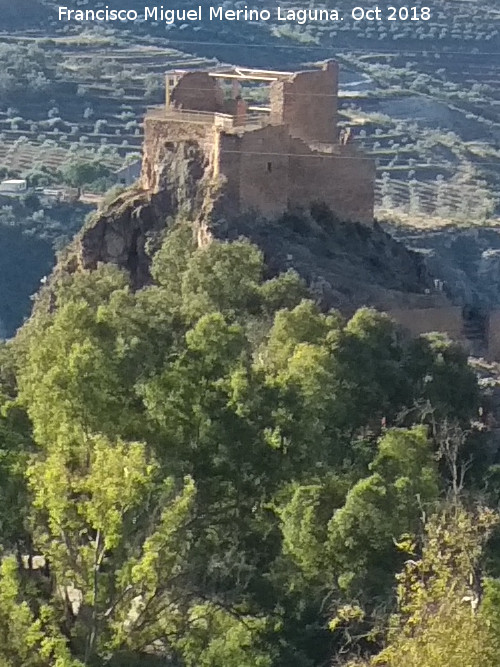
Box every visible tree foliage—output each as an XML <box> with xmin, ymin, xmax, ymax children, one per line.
<box><xmin>59</xmin><ymin>160</ymin><xmax>111</xmax><ymax>191</ymax></box>
<box><xmin>342</xmin><ymin>506</ymin><xmax>500</xmax><ymax>667</ymax></box>
<box><xmin>0</xmin><ymin>221</ymin><xmax>497</xmax><ymax>665</ymax></box>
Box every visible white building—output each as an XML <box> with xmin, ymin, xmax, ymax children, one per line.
<box><xmin>0</xmin><ymin>179</ymin><xmax>27</xmax><ymax>195</ymax></box>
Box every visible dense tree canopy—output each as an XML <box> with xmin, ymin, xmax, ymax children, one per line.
<box><xmin>0</xmin><ymin>220</ymin><xmax>499</xmax><ymax>665</ymax></box>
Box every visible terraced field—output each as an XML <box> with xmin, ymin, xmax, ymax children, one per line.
<box><xmin>0</xmin><ymin>38</ymin><xmax>220</xmax><ymax>181</ymax></box>
<box><xmin>0</xmin><ymin>0</ymin><xmax>498</xmax><ymax>222</ymax></box>
<box><xmin>338</xmin><ymin>53</ymin><xmax>500</xmax><ymax>224</ymax></box>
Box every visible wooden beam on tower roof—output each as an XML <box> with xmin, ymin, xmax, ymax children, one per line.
<box><xmin>247</xmin><ymin>105</ymin><xmax>271</xmax><ymax>113</ymax></box>
<box><xmin>208</xmin><ymin>67</ymin><xmax>292</xmax><ymax>81</ymax></box>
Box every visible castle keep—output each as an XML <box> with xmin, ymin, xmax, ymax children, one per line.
<box><xmin>142</xmin><ymin>61</ymin><xmax>375</xmax><ymax>224</ymax></box>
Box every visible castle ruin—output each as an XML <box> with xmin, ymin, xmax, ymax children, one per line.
<box><xmin>78</xmin><ymin>61</ymin><xmax>500</xmax><ymax>363</ymax></box>
<box><xmin>142</xmin><ymin>61</ymin><xmax>375</xmax><ymax>224</ymax></box>
<box><xmin>139</xmin><ymin>65</ymin><xmax>500</xmax><ymax>360</ymax></box>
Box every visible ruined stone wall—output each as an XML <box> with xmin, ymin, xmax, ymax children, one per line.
<box><xmin>218</xmin><ymin>126</ymin><xmax>374</xmax><ymax>223</ymax></box>
<box><xmin>142</xmin><ymin>117</ymin><xmax>375</xmax><ymax>224</ymax></box>
<box><xmin>270</xmin><ymin>61</ymin><xmax>338</xmax><ymax>144</ymax></box>
<box><xmin>235</xmin><ymin>125</ymin><xmax>289</xmax><ymax>217</ymax></box>
<box><xmin>384</xmin><ymin>307</ymin><xmax>500</xmax><ymax>362</ymax></box>
<box><xmin>388</xmin><ymin>306</ymin><xmax>468</xmax><ymax>347</ymax></box>
<box><xmin>142</xmin><ymin>116</ymin><xmax>217</xmax><ymax>194</ymax></box>
<box><xmin>217</xmin><ymin>132</ymin><xmax>242</xmax><ymax>216</ymax></box>
<box><xmin>287</xmin><ymin>140</ymin><xmax>375</xmax><ymax>224</ymax></box>
<box><xmin>170</xmin><ymin>72</ymin><xmax>224</xmax><ymax>112</ymax></box>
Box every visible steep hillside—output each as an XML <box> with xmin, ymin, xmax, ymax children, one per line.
<box><xmin>58</xmin><ymin>172</ymin><xmax>438</xmax><ymax>321</ymax></box>
<box><xmin>391</xmin><ymin>225</ymin><xmax>500</xmax><ymax>309</ymax></box>
<box><xmin>0</xmin><ymin>0</ymin><xmax>47</xmax><ymax>28</ymax></box>
<box><xmin>0</xmin><ymin>198</ymin><xmax>92</xmax><ymax>338</ymax></box>
<box><xmin>0</xmin><ymin>225</ymin><xmax>53</xmax><ymax>336</ymax></box>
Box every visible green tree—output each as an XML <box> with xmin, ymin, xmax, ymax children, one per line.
<box><xmin>327</xmin><ymin>427</ymin><xmax>439</xmax><ymax>598</ymax></box>
<box><xmin>59</xmin><ymin>160</ymin><xmax>111</xmax><ymax>194</ymax></box>
<box><xmin>28</xmin><ymin>430</ymin><xmax>197</xmax><ymax>663</ymax></box>
<box><xmin>342</xmin><ymin>506</ymin><xmax>500</xmax><ymax>667</ymax></box>
<box><xmin>0</xmin><ymin>557</ymin><xmax>80</xmax><ymax>667</ymax></box>
<box><xmin>0</xmin><ymin>342</ymin><xmax>33</xmax><ymax>555</ymax></box>
<box><xmin>8</xmin><ymin>229</ymin><xmax>489</xmax><ymax>666</ymax></box>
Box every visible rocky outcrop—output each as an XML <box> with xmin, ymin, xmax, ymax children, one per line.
<box><xmin>66</xmin><ymin>108</ymin><xmax>395</xmax><ymax>301</ymax></box>
<box><xmin>75</xmin><ymin>188</ymin><xmax>162</xmax><ymax>287</ymax></box>
<box><xmin>66</xmin><ymin>172</ymin><xmax>438</xmax><ymax>314</ymax></box>
<box><xmin>57</xmin><ymin>127</ymin><xmax>441</xmax><ymax>313</ymax></box>
<box><xmin>70</xmin><ymin>135</ymin><xmax>223</xmax><ymax>288</ymax></box>
<box><xmin>205</xmin><ymin>205</ymin><xmax>438</xmax><ymax>312</ymax></box>
<box><xmin>390</xmin><ymin>226</ymin><xmax>500</xmax><ymax>310</ymax></box>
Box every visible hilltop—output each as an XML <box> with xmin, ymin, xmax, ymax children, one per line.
<box><xmin>65</xmin><ymin>183</ymin><xmax>432</xmax><ymax>311</ymax></box>
<box><xmin>0</xmin><ymin>0</ymin><xmax>497</xmax><ymax>223</ymax></box>
<box><xmin>0</xmin><ymin>6</ymin><xmax>500</xmax><ymax>663</ymax></box>
<box><xmin>0</xmin><ymin>0</ymin><xmax>499</xmax><ymax>335</ymax></box>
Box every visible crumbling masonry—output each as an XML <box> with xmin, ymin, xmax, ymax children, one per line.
<box><xmin>76</xmin><ymin>61</ymin><xmax>500</xmax><ymax>362</ymax></box>
<box><xmin>139</xmin><ymin>65</ymin><xmax>500</xmax><ymax>360</ymax></box>
<box><xmin>142</xmin><ymin>61</ymin><xmax>375</xmax><ymax>224</ymax></box>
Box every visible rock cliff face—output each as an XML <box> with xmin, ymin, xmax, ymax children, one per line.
<box><xmin>66</xmin><ymin>157</ymin><xmax>436</xmax><ymax>314</ymax></box>
<box><xmin>72</xmin><ymin>134</ymin><xmax>222</xmax><ymax>287</ymax></box>
<box><xmin>141</xmin><ymin>117</ymin><xmax>217</xmax><ymax>202</ymax></box>
<box><xmin>56</xmin><ymin>119</ymin><xmax>452</xmax><ymax>313</ymax></box>
<box><xmin>75</xmin><ymin>188</ymin><xmax>162</xmax><ymax>287</ymax></box>
<box><xmin>390</xmin><ymin>226</ymin><xmax>500</xmax><ymax>310</ymax></box>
